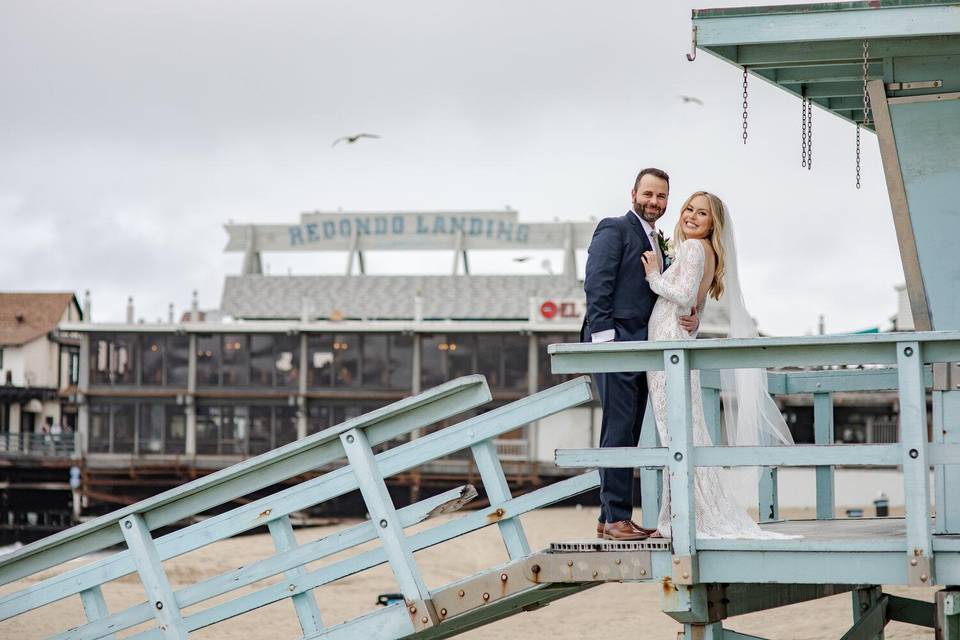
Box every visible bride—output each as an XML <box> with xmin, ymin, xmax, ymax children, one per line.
<box><xmin>640</xmin><ymin>191</ymin><xmax>798</xmax><ymax>539</ymax></box>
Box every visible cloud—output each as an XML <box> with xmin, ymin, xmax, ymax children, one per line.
<box><xmin>0</xmin><ymin>0</ymin><xmax>905</xmax><ymax>333</ymax></box>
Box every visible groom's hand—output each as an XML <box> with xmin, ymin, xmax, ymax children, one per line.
<box><xmin>679</xmin><ymin>307</ymin><xmax>699</xmax><ymax>334</ymax></box>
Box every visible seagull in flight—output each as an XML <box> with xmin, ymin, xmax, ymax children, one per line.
<box><xmin>678</xmin><ymin>95</ymin><xmax>704</xmax><ymax>105</ymax></box>
<box><xmin>512</xmin><ymin>256</ymin><xmax>532</xmax><ymax>263</ymax></box>
<box><xmin>332</xmin><ymin>133</ymin><xmax>381</xmax><ymax>147</ymax></box>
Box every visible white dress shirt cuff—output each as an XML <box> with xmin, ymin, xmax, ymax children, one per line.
<box><xmin>591</xmin><ymin>329</ymin><xmax>615</xmax><ymax>343</ymax></box>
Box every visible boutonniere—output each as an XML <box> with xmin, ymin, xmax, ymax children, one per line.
<box><xmin>655</xmin><ymin>230</ymin><xmax>675</xmax><ymax>265</ymax></box>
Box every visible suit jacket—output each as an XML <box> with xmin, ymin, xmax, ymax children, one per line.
<box><xmin>581</xmin><ymin>211</ymin><xmax>658</xmax><ymax>343</ymax></box>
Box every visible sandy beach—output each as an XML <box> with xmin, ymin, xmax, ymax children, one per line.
<box><xmin>0</xmin><ymin>506</ymin><xmax>936</xmax><ymax>639</ymax></box>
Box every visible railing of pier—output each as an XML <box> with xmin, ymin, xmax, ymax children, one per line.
<box><xmin>0</xmin><ymin>432</ymin><xmax>76</xmax><ymax>458</ymax></box>
<box><xmin>550</xmin><ymin>330</ymin><xmax>960</xmax><ymax>588</ymax></box>
<box><xmin>0</xmin><ymin>374</ymin><xmax>598</xmax><ymax>639</ymax></box>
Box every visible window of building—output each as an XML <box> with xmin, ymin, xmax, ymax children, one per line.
<box><xmin>389</xmin><ymin>335</ymin><xmax>413</xmax><ymax>389</ymax></box>
<box><xmin>362</xmin><ymin>334</ymin><xmax>390</xmax><ymax>388</ymax></box>
<box><xmin>89</xmin><ymin>404</ymin><xmax>111</xmax><ymax>453</ymax></box>
<box><xmin>90</xmin><ymin>334</ymin><xmax>138</xmax><ymax>385</ymax></box>
<box><xmin>138</xmin><ymin>404</ymin><xmax>165</xmax><ymax>454</ymax></box>
<box><xmin>537</xmin><ymin>333</ymin><xmax>579</xmax><ymax>390</ymax></box>
<box><xmin>274</xmin><ymin>335</ymin><xmax>300</xmax><ymax>389</ymax></box>
<box><xmin>333</xmin><ymin>334</ymin><xmax>359</xmax><ymax>387</ymax></box>
<box><xmin>112</xmin><ymin>404</ymin><xmax>135</xmax><ymax>453</ymax></box>
<box><xmin>140</xmin><ymin>335</ymin><xmax>164</xmax><ymax>386</ymax></box>
<box><xmin>69</xmin><ymin>351</ymin><xmax>80</xmax><ymax>386</ymax></box>
<box><xmin>503</xmin><ymin>334</ymin><xmax>528</xmax><ymax>390</ymax></box>
<box><xmin>308</xmin><ymin>335</ymin><xmax>334</xmax><ymax>387</ymax></box>
<box><xmin>196</xmin><ymin>334</ymin><xmax>222</xmax><ymax>386</ymax></box>
<box><xmin>221</xmin><ymin>334</ymin><xmax>250</xmax><ymax>386</ymax></box>
<box><xmin>420</xmin><ymin>334</ymin><xmax>447</xmax><ymax>389</ymax></box>
<box><xmin>166</xmin><ymin>335</ymin><xmax>190</xmax><ymax>386</ymax></box>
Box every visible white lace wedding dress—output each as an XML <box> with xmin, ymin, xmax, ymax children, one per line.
<box><xmin>645</xmin><ymin>239</ymin><xmax>797</xmax><ymax>539</ymax></box>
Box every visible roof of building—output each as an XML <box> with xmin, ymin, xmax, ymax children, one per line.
<box><xmin>0</xmin><ymin>292</ymin><xmax>80</xmax><ymax>347</ymax></box>
<box><xmin>219</xmin><ymin>274</ymin><xmax>730</xmax><ymax>334</ymax></box>
<box><xmin>221</xmin><ymin>274</ymin><xmax>585</xmax><ymax>321</ymax></box>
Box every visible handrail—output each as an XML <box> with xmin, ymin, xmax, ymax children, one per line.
<box><xmin>551</xmin><ymin>331</ymin><xmax>960</xmax><ymax>588</ymax></box>
<box><xmin>0</xmin><ymin>375</ymin><xmax>598</xmax><ymax>640</ymax></box>
<box><xmin>0</xmin><ymin>375</ymin><xmax>491</xmax><ymax>584</ymax></box>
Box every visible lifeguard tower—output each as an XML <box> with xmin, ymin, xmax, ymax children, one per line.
<box><xmin>0</xmin><ymin>2</ymin><xmax>958</xmax><ymax>639</ymax></box>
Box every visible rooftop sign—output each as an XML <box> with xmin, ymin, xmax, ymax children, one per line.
<box><xmin>224</xmin><ymin>211</ymin><xmax>596</xmax><ymax>252</ymax></box>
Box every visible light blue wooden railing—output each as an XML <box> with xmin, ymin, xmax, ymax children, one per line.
<box><xmin>550</xmin><ymin>330</ymin><xmax>960</xmax><ymax>587</ymax></box>
<box><xmin>0</xmin><ymin>374</ymin><xmax>598</xmax><ymax>639</ymax></box>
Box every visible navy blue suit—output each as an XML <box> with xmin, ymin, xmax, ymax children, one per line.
<box><xmin>581</xmin><ymin>211</ymin><xmax>657</xmax><ymax>524</ymax></box>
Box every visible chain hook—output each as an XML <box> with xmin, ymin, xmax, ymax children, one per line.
<box><xmin>686</xmin><ymin>25</ymin><xmax>698</xmax><ymax>62</ymax></box>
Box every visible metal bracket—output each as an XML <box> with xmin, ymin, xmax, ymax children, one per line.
<box><xmin>907</xmin><ymin>554</ymin><xmax>935</xmax><ymax>587</ymax></box>
<box><xmin>408</xmin><ymin>598</ymin><xmax>439</xmax><ymax>633</ymax></box>
<box><xmin>933</xmin><ymin>363</ymin><xmax>960</xmax><ymax>391</ymax></box>
<box><xmin>526</xmin><ymin>551</ymin><xmax>653</xmax><ymax>583</ymax></box>
<box><xmin>673</xmin><ymin>554</ymin><xmax>700</xmax><ymax>585</ymax></box>
<box><xmin>686</xmin><ymin>25</ymin><xmax>698</xmax><ymax>61</ymax></box>
<box><xmin>886</xmin><ymin>80</ymin><xmax>942</xmax><ymax>91</ymax></box>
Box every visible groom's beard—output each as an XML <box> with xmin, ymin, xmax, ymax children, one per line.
<box><xmin>634</xmin><ymin>201</ymin><xmax>665</xmax><ymax>224</ymax></box>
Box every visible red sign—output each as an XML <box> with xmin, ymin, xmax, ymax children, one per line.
<box><xmin>540</xmin><ymin>301</ymin><xmax>558</xmax><ymax>319</ymax></box>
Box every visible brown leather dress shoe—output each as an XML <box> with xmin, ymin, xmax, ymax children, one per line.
<box><xmin>630</xmin><ymin>520</ymin><xmax>658</xmax><ymax>536</ymax></box>
<box><xmin>603</xmin><ymin>520</ymin><xmax>648</xmax><ymax>541</ymax></box>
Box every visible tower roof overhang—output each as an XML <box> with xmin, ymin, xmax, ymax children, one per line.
<box><xmin>691</xmin><ymin>1</ymin><xmax>960</xmax><ymax>128</ymax></box>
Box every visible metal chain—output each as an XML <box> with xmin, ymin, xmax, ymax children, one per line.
<box><xmin>862</xmin><ymin>40</ymin><xmax>872</xmax><ymax>126</ymax></box>
<box><xmin>801</xmin><ymin>96</ymin><xmax>807</xmax><ymax>168</ymax></box>
<box><xmin>856</xmin><ymin>39</ymin><xmax>870</xmax><ymax>189</ymax></box>
<box><xmin>806</xmin><ymin>99</ymin><xmax>813</xmax><ymax>170</ymax></box>
<box><xmin>742</xmin><ymin>68</ymin><xmax>749</xmax><ymax>144</ymax></box>
<box><xmin>856</xmin><ymin>123</ymin><xmax>862</xmax><ymax>189</ymax></box>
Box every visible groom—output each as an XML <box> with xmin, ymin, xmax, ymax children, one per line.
<box><xmin>582</xmin><ymin>168</ymin><xmax>698</xmax><ymax>540</ymax></box>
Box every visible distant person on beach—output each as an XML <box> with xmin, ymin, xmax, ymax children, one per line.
<box><xmin>581</xmin><ymin>168</ymin><xmax>699</xmax><ymax>541</ymax></box>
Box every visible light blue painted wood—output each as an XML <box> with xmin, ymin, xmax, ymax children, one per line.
<box><xmin>722</xmin><ymin>629</ymin><xmax>769</xmax><ymax>640</ymax></box>
<box><xmin>55</xmin><ymin>486</ymin><xmax>476</xmax><ymax>640</ymax></box>
<box><xmin>267</xmin><ymin>515</ymin><xmax>324</xmax><ymax>635</ymax></box>
<box><xmin>340</xmin><ymin>427</ymin><xmax>431</xmax><ymax>603</ymax></box>
<box><xmin>549</xmin><ymin>331</ymin><xmax>960</xmax><ymax>375</ymax></box>
<box><xmin>470</xmin><ymin>440</ymin><xmax>530</xmax><ymax>559</ymax></box>
<box><xmin>302</xmin><ymin>603</ymin><xmax>414</xmax><ymax>640</ymax></box>
<box><xmin>556</xmin><ymin>444</ymin><xmax>902</xmax><ymax>468</ymax></box>
<box><xmin>79</xmin><ymin>586</ymin><xmax>116</xmax><ymax>640</ymax></box>
<box><xmin>933</xmin><ymin>391</ymin><xmax>960</xmax><ymax>534</ymax></box>
<box><xmin>897</xmin><ymin>341</ymin><xmax>934</xmax><ymax>584</ymax></box>
<box><xmin>3</xmin><ymin>377</ymin><xmax>591</xmax><ymax>623</ymax></box>
<box><xmin>0</xmin><ymin>375</ymin><xmax>492</xmax><ymax>586</ymax></box>
<box><xmin>639</xmin><ymin>398</ymin><xmax>662</xmax><ymax>531</ymax></box>
<box><xmin>124</xmin><ymin>472</ymin><xmax>600</xmax><ymax>638</ymax></box>
<box><xmin>665</xmin><ymin>349</ymin><xmax>698</xmax><ymax>566</ymax></box>
<box><xmin>758</xmin><ymin>467</ymin><xmax>779</xmax><ymax>523</ymax></box>
<box><xmin>555</xmin><ymin>447</ymin><xmax>669</xmax><ymax>468</ymax></box>
<box><xmin>814</xmin><ymin>392</ymin><xmax>836</xmax><ymax>520</ymax></box>
<box><xmin>697</xmin><ymin>551</ymin><xmax>908</xmax><ymax>584</ymax></box>
<box><xmin>694</xmin><ymin>5</ymin><xmax>960</xmax><ymax>46</ymax></box>
<box><xmin>702</xmin><ymin>387</ymin><xmax>722</xmax><ymax>446</ymax></box>
<box><xmin>119</xmin><ymin>514</ymin><xmax>187</xmax><ymax>639</ymax></box>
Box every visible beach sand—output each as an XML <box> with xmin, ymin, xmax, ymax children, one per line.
<box><xmin>0</xmin><ymin>506</ymin><xmax>936</xmax><ymax>639</ymax></box>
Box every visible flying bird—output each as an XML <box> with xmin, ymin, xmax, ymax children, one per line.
<box><xmin>678</xmin><ymin>95</ymin><xmax>704</xmax><ymax>105</ymax></box>
<box><xmin>331</xmin><ymin>133</ymin><xmax>381</xmax><ymax>147</ymax></box>
<box><xmin>512</xmin><ymin>256</ymin><xmax>532</xmax><ymax>263</ymax></box>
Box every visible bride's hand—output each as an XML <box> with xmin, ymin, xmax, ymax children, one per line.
<box><xmin>641</xmin><ymin>251</ymin><xmax>658</xmax><ymax>276</ymax></box>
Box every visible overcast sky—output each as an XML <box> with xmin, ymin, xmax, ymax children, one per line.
<box><xmin>0</xmin><ymin>1</ymin><xmax>901</xmax><ymax>335</ymax></box>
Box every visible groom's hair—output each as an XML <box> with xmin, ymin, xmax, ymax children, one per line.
<box><xmin>634</xmin><ymin>168</ymin><xmax>670</xmax><ymax>191</ymax></box>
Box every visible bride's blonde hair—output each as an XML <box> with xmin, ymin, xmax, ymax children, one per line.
<box><xmin>672</xmin><ymin>191</ymin><xmax>726</xmax><ymax>300</ymax></box>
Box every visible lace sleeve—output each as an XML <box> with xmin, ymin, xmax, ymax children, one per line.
<box><xmin>646</xmin><ymin>240</ymin><xmax>705</xmax><ymax>308</ymax></box>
